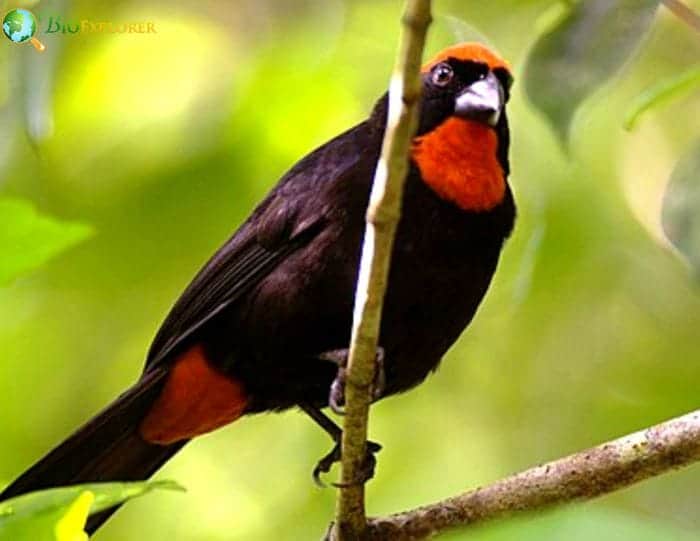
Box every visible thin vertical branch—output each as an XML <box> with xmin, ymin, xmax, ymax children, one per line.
<box><xmin>330</xmin><ymin>1</ymin><xmax>432</xmax><ymax>539</ymax></box>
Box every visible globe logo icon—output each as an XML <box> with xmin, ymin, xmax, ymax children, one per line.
<box><xmin>2</xmin><ymin>8</ymin><xmax>45</xmax><ymax>51</ymax></box>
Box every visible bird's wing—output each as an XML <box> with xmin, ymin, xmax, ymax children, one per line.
<box><xmin>144</xmin><ymin>120</ymin><xmax>372</xmax><ymax>369</ymax></box>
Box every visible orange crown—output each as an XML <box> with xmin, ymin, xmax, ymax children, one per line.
<box><xmin>422</xmin><ymin>42</ymin><xmax>511</xmax><ymax>73</ymax></box>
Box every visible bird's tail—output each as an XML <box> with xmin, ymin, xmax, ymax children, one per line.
<box><xmin>0</xmin><ymin>368</ymin><xmax>187</xmax><ymax>534</ymax></box>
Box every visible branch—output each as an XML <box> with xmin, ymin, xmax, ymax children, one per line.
<box><xmin>662</xmin><ymin>0</ymin><xmax>700</xmax><ymax>33</ymax></box>
<box><xmin>330</xmin><ymin>1</ymin><xmax>432</xmax><ymax>539</ymax></box>
<box><xmin>365</xmin><ymin>409</ymin><xmax>700</xmax><ymax>540</ymax></box>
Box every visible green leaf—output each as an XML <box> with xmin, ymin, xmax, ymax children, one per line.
<box><xmin>0</xmin><ymin>198</ymin><xmax>94</xmax><ymax>285</ymax></box>
<box><xmin>54</xmin><ymin>491</ymin><xmax>94</xmax><ymax>541</ymax></box>
<box><xmin>0</xmin><ymin>480</ymin><xmax>184</xmax><ymax>541</ymax></box>
<box><xmin>524</xmin><ymin>0</ymin><xmax>660</xmax><ymax>143</ymax></box>
<box><xmin>624</xmin><ymin>65</ymin><xmax>700</xmax><ymax>130</ymax></box>
<box><xmin>662</xmin><ymin>141</ymin><xmax>700</xmax><ymax>275</ymax></box>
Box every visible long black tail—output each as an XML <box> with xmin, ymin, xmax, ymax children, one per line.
<box><xmin>0</xmin><ymin>368</ymin><xmax>187</xmax><ymax>534</ymax></box>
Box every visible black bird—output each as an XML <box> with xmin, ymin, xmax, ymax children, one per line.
<box><xmin>1</xmin><ymin>42</ymin><xmax>516</xmax><ymax>535</ymax></box>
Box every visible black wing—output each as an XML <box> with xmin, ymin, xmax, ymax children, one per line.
<box><xmin>144</xmin><ymin>119</ymin><xmax>373</xmax><ymax>369</ymax></box>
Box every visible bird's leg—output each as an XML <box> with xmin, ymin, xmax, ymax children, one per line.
<box><xmin>299</xmin><ymin>402</ymin><xmax>382</xmax><ymax>488</ymax></box>
<box><xmin>318</xmin><ymin>347</ymin><xmax>386</xmax><ymax>415</ymax></box>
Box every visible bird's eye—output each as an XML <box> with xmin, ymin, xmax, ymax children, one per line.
<box><xmin>431</xmin><ymin>64</ymin><xmax>453</xmax><ymax>87</ymax></box>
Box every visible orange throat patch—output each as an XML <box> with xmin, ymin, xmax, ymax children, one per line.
<box><xmin>411</xmin><ymin>117</ymin><xmax>505</xmax><ymax>212</ymax></box>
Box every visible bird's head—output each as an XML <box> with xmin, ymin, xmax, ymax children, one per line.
<box><xmin>418</xmin><ymin>42</ymin><xmax>513</xmax><ymax>133</ymax></box>
<box><xmin>408</xmin><ymin>43</ymin><xmax>514</xmax><ymax>213</ymax></box>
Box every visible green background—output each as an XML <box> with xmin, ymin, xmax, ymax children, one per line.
<box><xmin>1</xmin><ymin>0</ymin><xmax>699</xmax><ymax>539</ymax></box>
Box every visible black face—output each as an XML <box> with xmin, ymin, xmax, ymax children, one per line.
<box><xmin>417</xmin><ymin>58</ymin><xmax>513</xmax><ymax>136</ymax></box>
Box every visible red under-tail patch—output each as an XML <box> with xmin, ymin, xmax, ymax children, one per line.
<box><xmin>140</xmin><ymin>345</ymin><xmax>248</xmax><ymax>444</ymax></box>
<box><xmin>412</xmin><ymin>117</ymin><xmax>505</xmax><ymax>212</ymax></box>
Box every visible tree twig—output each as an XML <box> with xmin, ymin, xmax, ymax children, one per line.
<box><xmin>662</xmin><ymin>0</ymin><xmax>700</xmax><ymax>33</ymax></box>
<box><xmin>365</xmin><ymin>409</ymin><xmax>700</xmax><ymax>540</ymax></box>
<box><xmin>330</xmin><ymin>1</ymin><xmax>432</xmax><ymax>539</ymax></box>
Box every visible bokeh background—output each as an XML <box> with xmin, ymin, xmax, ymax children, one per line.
<box><xmin>1</xmin><ymin>0</ymin><xmax>699</xmax><ymax>539</ymax></box>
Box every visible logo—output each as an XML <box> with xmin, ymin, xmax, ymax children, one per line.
<box><xmin>2</xmin><ymin>8</ymin><xmax>158</xmax><ymax>52</ymax></box>
<box><xmin>44</xmin><ymin>16</ymin><xmax>157</xmax><ymax>35</ymax></box>
<box><xmin>2</xmin><ymin>8</ymin><xmax>45</xmax><ymax>51</ymax></box>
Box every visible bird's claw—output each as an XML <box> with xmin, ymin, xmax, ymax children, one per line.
<box><xmin>329</xmin><ymin>368</ymin><xmax>346</xmax><ymax>415</ymax></box>
<box><xmin>313</xmin><ymin>442</ymin><xmax>341</xmax><ymax>487</ymax></box>
<box><xmin>372</xmin><ymin>348</ymin><xmax>386</xmax><ymax>401</ymax></box>
<box><xmin>312</xmin><ymin>440</ymin><xmax>382</xmax><ymax>488</ymax></box>
<box><xmin>321</xmin><ymin>347</ymin><xmax>386</xmax><ymax>415</ymax></box>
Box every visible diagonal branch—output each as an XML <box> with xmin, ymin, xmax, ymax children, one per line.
<box><xmin>330</xmin><ymin>1</ymin><xmax>432</xmax><ymax>539</ymax></box>
<box><xmin>662</xmin><ymin>0</ymin><xmax>700</xmax><ymax>32</ymax></box>
<box><xmin>365</xmin><ymin>409</ymin><xmax>700</xmax><ymax>540</ymax></box>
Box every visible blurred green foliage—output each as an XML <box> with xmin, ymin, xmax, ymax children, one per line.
<box><xmin>662</xmin><ymin>142</ymin><xmax>700</xmax><ymax>276</ymax></box>
<box><xmin>0</xmin><ymin>198</ymin><xmax>92</xmax><ymax>284</ymax></box>
<box><xmin>624</xmin><ymin>65</ymin><xmax>700</xmax><ymax>130</ymax></box>
<box><xmin>0</xmin><ymin>481</ymin><xmax>183</xmax><ymax>540</ymax></box>
<box><xmin>0</xmin><ymin>0</ymin><xmax>699</xmax><ymax>540</ymax></box>
<box><xmin>524</xmin><ymin>0</ymin><xmax>660</xmax><ymax>143</ymax></box>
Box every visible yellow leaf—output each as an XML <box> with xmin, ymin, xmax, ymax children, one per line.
<box><xmin>54</xmin><ymin>491</ymin><xmax>95</xmax><ymax>541</ymax></box>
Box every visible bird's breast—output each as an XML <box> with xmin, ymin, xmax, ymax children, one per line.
<box><xmin>411</xmin><ymin>117</ymin><xmax>505</xmax><ymax>212</ymax></box>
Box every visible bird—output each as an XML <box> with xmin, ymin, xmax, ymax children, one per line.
<box><xmin>0</xmin><ymin>42</ymin><xmax>515</xmax><ymax>535</ymax></box>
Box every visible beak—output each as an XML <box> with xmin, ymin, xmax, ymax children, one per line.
<box><xmin>454</xmin><ymin>72</ymin><xmax>504</xmax><ymax>127</ymax></box>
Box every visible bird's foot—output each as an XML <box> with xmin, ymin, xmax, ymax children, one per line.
<box><xmin>300</xmin><ymin>403</ymin><xmax>383</xmax><ymax>488</ymax></box>
<box><xmin>313</xmin><ymin>439</ymin><xmax>382</xmax><ymax>488</ymax></box>
<box><xmin>319</xmin><ymin>347</ymin><xmax>385</xmax><ymax>415</ymax></box>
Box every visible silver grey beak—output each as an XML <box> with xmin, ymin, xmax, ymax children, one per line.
<box><xmin>454</xmin><ymin>72</ymin><xmax>504</xmax><ymax>127</ymax></box>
